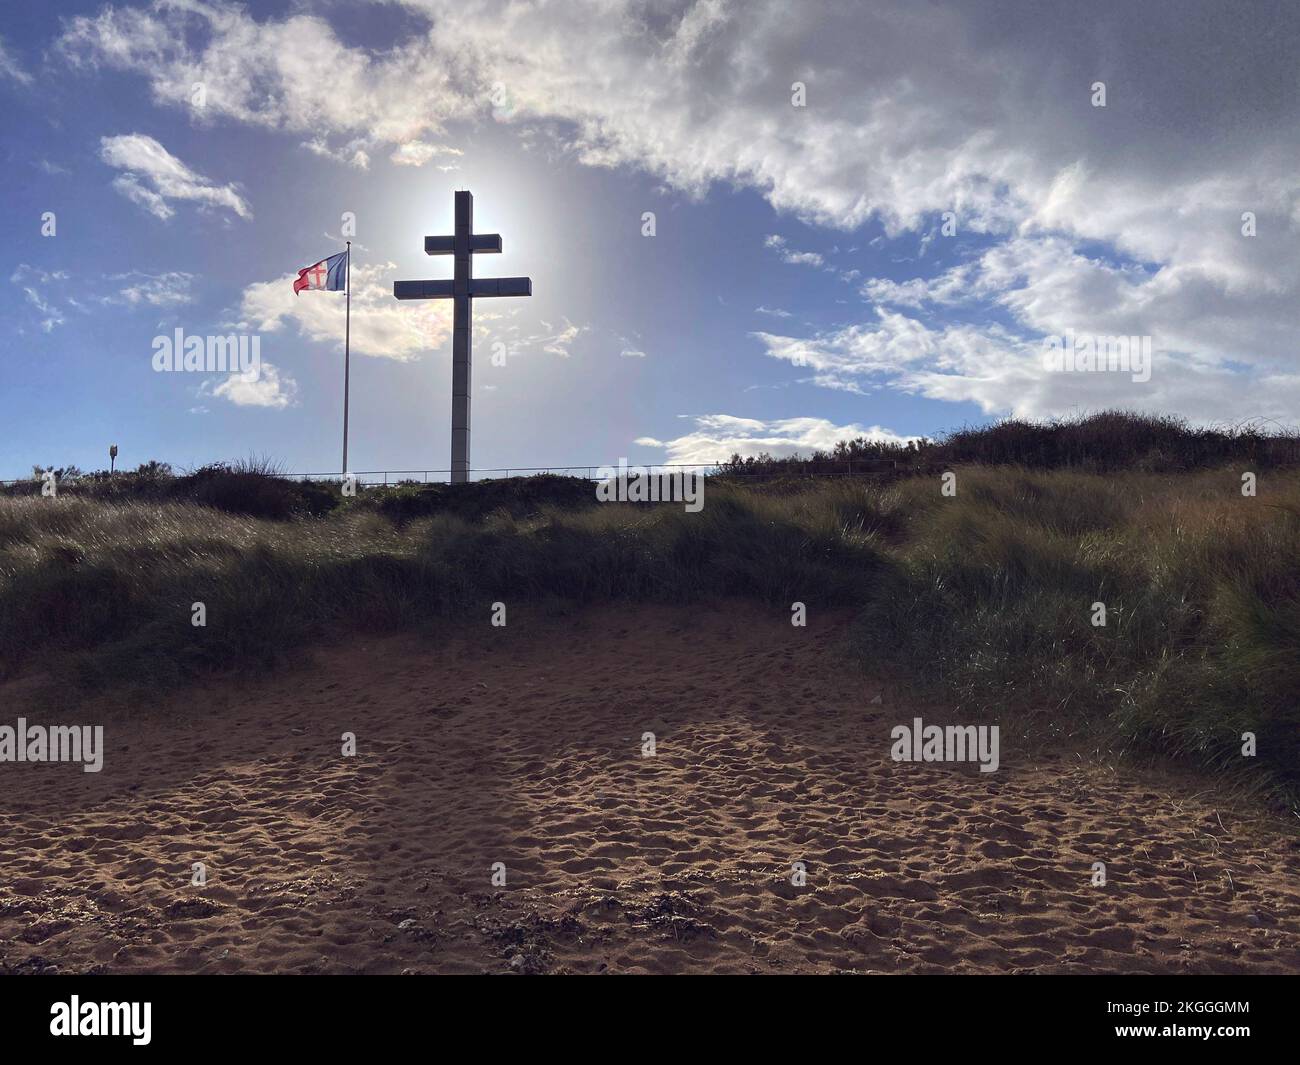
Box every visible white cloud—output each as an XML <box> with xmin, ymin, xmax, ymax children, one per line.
<box><xmin>477</xmin><ymin>314</ymin><xmax>591</xmax><ymax>363</ymax></box>
<box><xmin>844</xmin><ymin>229</ymin><xmax>1300</xmax><ymax>421</ymax></box>
<box><xmin>754</xmin><ymin>310</ymin><xmax>1300</xmax><ymax>426</ymax></box>
<box><xmin>11</xmin><ymin>265</ymin><xmax>69</xmax><ymax>285</ymax></box>
<box><xmin>10</xmin><ymin>265</ymin><xmax>195</xmax><ymax>330</ymax></box>
<box><xmin>60</xmin><ymin>2</ymin><xmax>473</xmax><ymax>169</ymax></box>
<box><xmin>237</xmin><ymin>261</ymin><xmax>449</xmax><ymax>361</ymax></box>
<box><xmin>22</xmin><ymin>287</ymin><xmax>64</xmax><ymax>333</ymax></box>
<box><xmin>540</xmin><ymin>320</ymin><xmax>584</xmax><ymax>358</ymax></box>
<box><xmin>209</xmin><ymin>363</ymin><xmax>297</xmax><ymax>408</ymax></box>
<box><xmin>753</xmin><ymin>308</ymin><xmax>943</xmax><ymax>378</ymax></box>
<box><xmin>109</xmin><ymin>172</ymin><xmax>173</xmax><ymax>219</ymax></box>
<box><xmin>10</xmin><ymin>265</ymin><xmax>71</xmax><ymax>332</ymax></box>
<box><xmin>764</xmin><ymin>234</ymin><xmax>824</xmax><ymax>268</ymax></box>
<box><xmin>636</xmin><ymin>414</ymin><xmax>920</xmax><ymax>465</ymax></box>
<box><xmin>58</xmin><ymin>1</ymin><xmax>1300</xmax><ymax>424</ymax></box>
<box><xmin>58</xmin><ymin>1</ymin><xmax>1300</xmax><ymax>244</ymax></box>
<box><xmin>100</xmin><ymin>134</ymin><xmax>251</xmax><ymax>220</ymax></box>
<box><xmin>0</xmin><ymin>36</ymin><xmax>32</xmax><ymax>85</ymax></box>
<box><xmin>496</xmin><ymin>317</ymin><xmax>589</xmax><ymax>359</ymax></box>
<box><xmin>389</xmin><ymin>140</ymin><xmax>462</xmax><ymax>167</ymax></box>
<box><xmin>109</xmin><ymin>271</ymin><xmax>194</xmax><ymax>307</ymax></box>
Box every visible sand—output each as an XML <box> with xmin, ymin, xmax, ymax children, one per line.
<box><xmin>2</xmin><ymin>602</ymin><xmax>1298</xmax><ymax>975</ymax></box>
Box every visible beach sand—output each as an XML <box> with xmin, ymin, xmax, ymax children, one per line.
<box><xmin>2</xmin><ymin>602</ymin><xmax>1298</xmax><ymax>974</ymax></box>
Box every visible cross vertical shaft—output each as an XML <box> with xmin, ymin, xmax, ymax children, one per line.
<box><xmin>451</xmin><ymin>191</ymin><xmax>473</xmax><ymax>483</ymax></box>
<box><xmin>393</xmin><ymin>189</ymin><xmax>532</xmax><ymax>485</ymax></box>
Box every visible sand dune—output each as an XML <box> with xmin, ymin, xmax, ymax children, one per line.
<box><xmin>2</xmin><ymin>603</ymin><xmax>1298</xmax><ymax>974</ymax></box>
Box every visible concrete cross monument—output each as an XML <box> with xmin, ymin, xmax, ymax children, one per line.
<box><xmin>394</xmin><ymin>191</ymin><xmax>532</xmax><ymax>484</ymax></box>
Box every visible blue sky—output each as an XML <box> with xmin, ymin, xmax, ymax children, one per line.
<box><xmin>2</xmin><ymin>0</ymin><xmax>1298</xmax><ymax>480</ymax></box>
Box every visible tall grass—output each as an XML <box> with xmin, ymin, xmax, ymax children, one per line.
<box><xmin>1</xmin><ymin>463</ymin><xmax>1296</xmax><ymax>804</ymax></box>
<box><xmin>0</xmin><ymin>486</ymin><xmax>880</xmax><ymax>687</ymax></box>
<box><xmin>852</xmin><ymin>469</ymin><xmax>1300</xmax><ymax>793</ymax></box>
<box><xmin>716</xmin><ymin>410</ymin><xmax>1300</xmax><ymax>476</ymax></box>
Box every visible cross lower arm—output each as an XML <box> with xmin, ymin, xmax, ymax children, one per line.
<box><xmin>393</xmin><ymin>277</ymin><xmax>532</xmax><ymax>300</ymax></box>
<box><xmin>393</xmin><ymin>279</ymin><xmax>454</xmax><ymax>300</ymax></box>
<box><xmin>424</xmin><ymin>234</ymin><xmax>503</xmax><ymax>255</ymax></box>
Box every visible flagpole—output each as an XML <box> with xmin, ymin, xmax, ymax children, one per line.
<box><xmin>343</xmin><ymin>241</ymin><xmax>351</xmax><ymax>475</ymax></box>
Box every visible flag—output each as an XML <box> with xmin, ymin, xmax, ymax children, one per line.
<box><xmin>293</xmin><ymin>251</ymin><xmax>348</xmax><ymax>295</ymax></box>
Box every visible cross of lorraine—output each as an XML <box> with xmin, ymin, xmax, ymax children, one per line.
<box><xmin>394</xmin><ymin>190</ymin><xmax>532</xmax><ymax>484</ymax></box>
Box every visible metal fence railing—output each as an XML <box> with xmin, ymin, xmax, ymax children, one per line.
<box><xmin>282</xmin><ymin>464</ymin><xmax>727</xmax><ymax>486</ymax></box>
<box><xmin>1</xmin><ymin>459</ymin><xmax>899</xmax><ymax>488</ymax></box>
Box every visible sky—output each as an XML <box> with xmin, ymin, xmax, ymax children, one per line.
<box><xmin>2</xmin><ymin>0</ymin><xmax>1299</xmax><ymax>480</ymax></box>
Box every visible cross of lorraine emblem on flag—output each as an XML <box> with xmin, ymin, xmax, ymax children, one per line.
<box><xmin>293</xmin><ymin>251</ymin><xmax>348</xmax><ymax>295</ymax></box>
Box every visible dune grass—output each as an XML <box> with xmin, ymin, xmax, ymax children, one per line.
<box><xmin>849</xmin><ymin>468</ymin><xmax>1300</xmax><ymax>794</ymax></box>
<box><xmin>1</xmin><ymin>461</ymin><xmax>1297</xmax><ymax>805</ymax></box>
<box><xmin>717</xmin><ymin>409</ymin><xmax>1300</xmax><ymax>475</ymax></box>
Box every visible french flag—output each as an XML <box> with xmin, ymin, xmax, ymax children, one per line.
<box><xmin>293</xmin><ymin>251</ymin><xmax>347</xmax><ymax>295</ymax></box>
